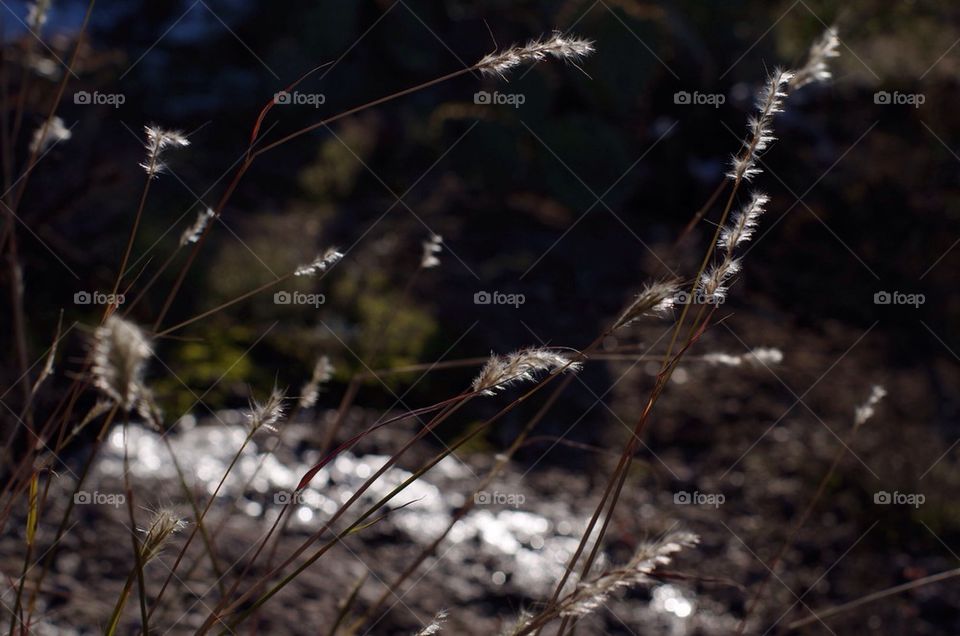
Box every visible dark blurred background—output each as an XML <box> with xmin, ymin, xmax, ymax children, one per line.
<box><xmin>4</xmin><ymin>0</ymin><xmax>960</xmax><ymax>633</ymax></box>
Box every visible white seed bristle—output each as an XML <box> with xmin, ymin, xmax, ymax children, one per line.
<box><xmin>91</xmin><ymin>316</ymin><xmax>152</xmax><ymax>412</ymax></box>
<box><xmin>136</xmin><ymin>387</ymin><xmax>165</xmax><ymax>431</ymax></box>
<box><xmin>180</xmin><ymin>207</ymin><xmax>214</xmax><ymax>246</ymax></box>
<box><xmin>299</xmin><ymin>355</ymin><xmax>334</xmax><ymax>409</ymax></box>
<box><xmin>703</xmin><ymin>347</ymin><xmax>783</xmax><ymax>367</ymax></box>
<box><xmin>141</xmin><ymin>125</ymin><xmax>190</xmax><ymax>178</ymax></box>
<box><xmin>562</xmin><ymin>531</ymin><xmax>698</xmax><ymax>618</ymax></box>
<box><xmin>726</xmin><ymin>68</ymin><xmax>793</xmax><ymax>182</ymax></box>
<box><xmin>29</xmin><ymin>116</ymin><xmax>71</xmax><ymax>153</ymax></box>
<box><xmin>139</xmin><ymin>508</ymin><xmax>187</xmax><ymax>563</ymax></box>
<box><xmin>247</xmin><ymin>388</ymin><xmax>285</xmax><ymax>433</ymax></box>
<box><xmin>421</xmin><ymin>234</ymin><xmax>443</xmax><ymax>269</ymax></box>
<box><xmin>854</xmin><ymin>384</ymin><xmax>886</xmax><ymax>428</ymax></box>
<box><xmin>551</xmin><ymin>532</ymin><xmax>699</xmax><ymax>621</ymax></box>
<box><xmin>698</xmin><ymin>258</ymin><xmax>741</xmax><ymax>303</ymax></box>
<box><xmin>791</xmin><ymin>27</ymin><xmax>840</xmax><ymax>89</ymax></box>
<box><xmin>26</xmin><ymin>0</ymin><xmax>50</xmax><ymax>33</ymax></box>
<box><xmin>477</xmin><ymin>32</ymin><xmax>594</xmax><ymax>79</ymax></box>
<box><xmin>414</xmin><ymin>609</ymin><xmax>448</xmax><ymax>635</ymax></box>
<box><xmin>613</xmin><ymin>281</ymin><xmax>679</xmax><ymax>331</ymax></box>
<box><xmin>718</xmin><ymin>192</ymin><xmax>769</xmax><ymax>254</ymax></box>
<box><xmin>295</xmin><ymin>247</ymin><xmax>343</xmax><ymax>277</ymax></box>
<box><xmin>472</xmin><ymin>348</ymin><xmax>581</xmax><ymax>396</ymax></box>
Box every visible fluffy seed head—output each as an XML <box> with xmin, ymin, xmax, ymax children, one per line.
<box><xmin>754</xmin><ymin>68</ymin><xmax>793</xmax><ymax>118</ymax></box>
<box><xmin>727</xmin><ymin>68</ymin><xmax>794</xmax><ymax>182</ymax></box>
<box><xmin>718</xmin><ymin>192</ymin><xmax>768</xmax><ymax>253</ymax></box>
<box><xmin>30</xmin><ymin>116</ymin><xmax>71</xmax><ymax>154</ymax></box>
<box><xmin>136</xmin><ymin>387</ymin><xmax>165</xmax><ymax>431</ymax></box>
<box><xmin>295</xmin><ymin>247</ymin><xmax>343</xmax><ymax>277</ymax></box>
<box><xmin>499</xmin><ymin>611</ymin><xmax>534</xmax><ymax>636</ymax></box>
<box><xmin>421</xmin><ymin>234</ymin><xmax>443</xmax><ymax>269</ymax></box>
<box><xmin>703</xmin><ymin>347</ymin><xmax>783</xmax><ymax>367</ymax></box>
<box><xmin>139</xmin><ymin>508</ymin><xmax>187</xmax><ymax>563</ymax></box>
<box><xmin>415</xmin><ymin>610</ymin><xmax>448</xmax><ymax>635</ymax></box>
<box><xmin>299</xmin><ymin>355</ymin><xmax>334</xmax><ymax>409</ymax></box>
<box><xmin>91</xmin><ymin>316</ymin><xmax>152</xmax><ymax>411</ymax></box>
<box><xmin>698</xmin><ymin>258</ymin><xmax>741</xmax><ymax>303</ymax></box>
<box><xmin>472</xmin><ymin>348</ymin><xmax>581</xmax><ymax>396</ymax></box>
<box><xmin>477</xmin><ymin>32</ymin><xmax>594</xmax><ymax>78</ymax></box>
<box><xmin>247</xmin><ymin>388</ymin><xmax>285</xmax><ymax>433</ymax></box>
<box><xmin>180</xmin><ymin>207</ymin><xmax>214</xmax><ymax>246</ymax></box>
<box><xmin>26</xmin><ymin>0</ymin><xmax>50</xmax><ymax>33</ymax></box>
<box><xmin>556</xmin><ymin>532</ymin><xmax>699</xmax><ymax>620</ymax></box>
<box><xmin>141</xmin><ymin>125</ymin><xmax>190</xmax><ymax>178</ymax></box>
<box><xmin>854</xmin><ymin>384</ymin><xmax>886</xmax><ymax>428</ymax></box>
<box><xmin>748</xmin><ymin>347</ymin><xmax>784</xmax><ymax>366</ymax></box>
<box><xmin>791</xmin><ymin>27</ymin><xmax>840</xmax><ymax>89</ymax></box>
<box><xmin>613</xmin><ymin>281</ymin><xmax>679</xmax><ymax>331</ymax></box>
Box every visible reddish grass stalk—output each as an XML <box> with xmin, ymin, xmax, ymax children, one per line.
<box><xmin>24</xmin><ymin>402</ymin><xmax>119</xmax><ymax>618</ymax></box>
<box><xmin>207</xmin><ymin>342</ymin><xmax>593</xmax><ymax>632</ymax></box>
<box><xmin>0</xmin><ymin>0</ymin><xmax>96</xmax><ymax>460</ymax></box>
<box><xmin>145</xmin><ymin>426</ymin><xmax>258</xmax><ymax>620</ymax></box>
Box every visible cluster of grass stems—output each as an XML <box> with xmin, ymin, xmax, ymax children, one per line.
<box><xmin>0</xmin><ymin>5</ymin><xmax>929</xmax><ymax>634</ymax></box>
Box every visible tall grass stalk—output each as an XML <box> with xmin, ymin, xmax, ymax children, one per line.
<box><xmin>1</xmin><ymin>19</ymin><xmax>855</xmax><ymax>635</ymax></box>
<box><xmin>540</xmin><ymin>34</ymin><xmax>839</xmax><ymax>630</ymax></box>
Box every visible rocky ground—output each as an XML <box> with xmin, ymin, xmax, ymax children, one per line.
<box><xmin>5</xmin><ymin>311</ymin><xmax>959</xmax><ymax>635</ymax></box>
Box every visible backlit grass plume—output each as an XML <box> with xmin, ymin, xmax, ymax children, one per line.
<box><xmin>699</xmin><ymin>191</ymin><xmax>769</xmax><ymax>303</ymax></box>
<box><xmin>295</xmin><ymin>247</ymin><xmax>344</xmax><ymax>277</ymax></box>
<box><xmin>612</xmin><ymin>280</ymin><xmax>679</xmax><ymax>331</ymax></box>
<box><xmin>718</xmin><ymin>192</ymin><xmax>768</xmax><ymax>254</ymax></box>
<box><xmin>421</xmin><ymin>234</ymin><xmax>443</xmax><ymax>269</ymax></box>
<box><xmin>91</xmin><ymin>316</ymin><xmax>152</xmax><ymax>412</ymax></box>
<box><xmin>141</xmin><ymin>125</ymin><xmax>190</xmax><ymax>178</ymax></box>
<box><xmin>728</xmin><ymin>27</ymin><xmax>840</xmax><ymax>183</ymax></box>
<box><xmin>179</xmin><ymin>207</ymin><xmax>214</xmax><ymax>246</ymax></box>
<box><xmin>472</xmin><ymin>348</ymin><xmax>581</xmax><ymax>396</ymax></box>
<box><xmin>299</xmin><ymin>355</ymin><xmax>334</xmax><ymax>409</ymax></box>
<box><xmin>558</xmin><ymin>532</ymin><xmax>699</xmax><ymax>619</ymax></box>
<box><xmin>26</xmin><ymin>0</ymin><xmax>50</xmax><ymax>34</ymax></box>
<box><xmin>139</xmin><ymin>508</ymin><xmax>187</xmax><ymax>564</ymax></box>
<box><xmin>698</xmin><ymin>258</ymin><xmax>741</xmax><ymax>304</ymax></box>
<box><xmin>703</xmin><ymin>347</ymin><xmax>783</xmax><ymax>367</ymax></box>
<box><xmin>414</xmin><ymin>609</ymin><xmax>448</xmax><ymax>635</ymax></box>
<box><xmin>854</xmin><ymin>384</ymin><xmax>887</xmax><ymax>428</ymax></box>
<box><xmin>727</xmin><ymin>68</ymin><xmax>793</xmax><ymax>183</ymax></box>
<box><xmin>106</xmin><ymin>508</ymin><xmax>186</xmax><ymax>635</ymax></box>
<box><xmin>247</xmin><ymin>388</ymin><xmax>286</xmax><ymax>433</ymax></box>
<box><xmin>29</xmin><ymin>116</ymin><xmax>71</xmax><ymax>153</ymax></box>
<box><xmin>477</xmin><ymin>32</ymin><xmax>594</xmax><ymax>78</ymax></box>
<box><xmin>508</xmin><ymin>532</ymin><xmax>698</xmax><ymax>634</ymax></box>
<box><xmin>791</xmin><ymin>26</ymin><xmax>840</xmax><ymax>89</ymax></box>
